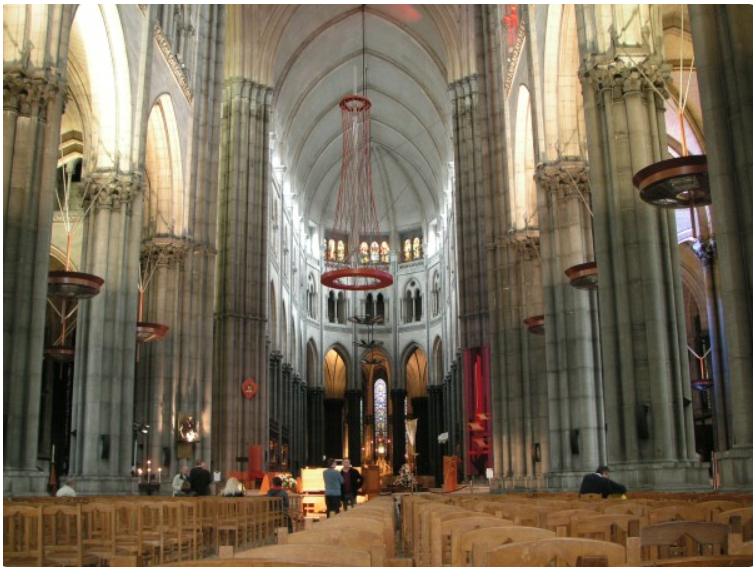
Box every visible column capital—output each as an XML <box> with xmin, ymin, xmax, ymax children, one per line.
<box><xmin>141</xmin><ymin>237</ymin><xmax>192</xmax><ymax>269</ymax></box>
<box><xmin>535</xmin><ymin>159</ymin><xmax>590</xmax><ymax>203</ymax></box>
<box><xmin>82</xmin><ymin>172</ymin><xmax>144</xmax><ymax>213</ymax></box>
<box><xmin>282</xmin><ymin>363</ymin><xmax>293</xmax><ymax>374</ymax></box>
<box><xmin>581</xmin><ymin>56</ymin><xmax>671</xmax><ymax>101</ymax></box>
<box><xmin>504</xmin><ymin>230</ymin><xmax>540</xmax><ymax>262</ymax></box>
<box><xmin>3</xmin><ymin>69</ymin><xmax>62</xmax><ymax>120</ymax></box>
<box><xmin>693</xmin><ymin>239</ymin><xmax>717</xmax><ymax>267</ymax></box>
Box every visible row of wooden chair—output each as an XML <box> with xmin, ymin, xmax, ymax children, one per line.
<box><xmin>3</xmin><ymin>496</ymin><xmax>285</xmax><ymax>567</ymax></box>
<box><xmin>401</xmin><ymin>492</ymin><xmax>753</xmax><ymax>567</ymax></box>
<box><xmin>168</xmin><ymin>495</ymin><xmax>400</xmax><ymax>567</ymax></box>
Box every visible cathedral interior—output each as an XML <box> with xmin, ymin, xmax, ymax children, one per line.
<box><xmin>3</xmin><ymin>4</ymin><xmax>752</xmax><ymax>497</ymax></box>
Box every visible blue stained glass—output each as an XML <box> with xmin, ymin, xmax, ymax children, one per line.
<box><xmin>375</xmin><ymin>379</ymin><xmax>387</xmax><ymax>442</ymax></box>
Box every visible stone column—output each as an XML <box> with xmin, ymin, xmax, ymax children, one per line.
<box><xmin>428</xmin><ymin>384</ymin><xmax>444</xmax><ymax>485</ymax></box>
<box><xmin>214</xmin><ymin>80</ymin><xmax>272</xmax><ymax>474</ymax></box>
<box><xmin>136</xmin><ymin>239</ymin><xmax>192</xmax><ymax>474</ymax></box>
<box><xmin>495</xmin><ymin>235</ymin><xmax>545</xmax><ymax>480</ymax></box>
<box><xmin>450</xmin><ymin>75</ymin><xmax>490</xmax><ymax>349</ymax></box>
<box><xmin>692</xmin><ymin>240</ymin><xmax>729</xmax><ymax>454</ymax></box>
<box><xmin>282</xmin><ymin>363</ymin><xmax>292</xmax><ymax>469</ymax></box>
<box><xmin>346</xmin><ymin>389</ymin><xmax>363</xmax><ymax>466</ymax></box>
<box><xmin>307</xmin><ymin>387</ymin><xmax>324</xmax><ymax>466</ymax></box>
<box><xmin>535</xmin><ymin>160</ymin><xmax>605</xmax><ymax>476</ymax></box>
<box><xmin>576</xmin><ymin>5</ymin><xmax>706</xmax><ymax>489</ymax></box>
<box><xmin>67</xmin><ymin>172</ymin><xmax>144</xmax><ymax>492</ymax></box>
<box><xmin>391</xmin><ymin>388</ymin><xmax>407</xmax><ymax>472</ymax></box>
<box><xmin>3</xmin><ymin>5</ymin><xmax>74</xmax><ymax>495</ymax></box>
<box><xmin>689</xmin><ymin>5</ymin><xmax>752</xmax><ymax>490</ymax></box>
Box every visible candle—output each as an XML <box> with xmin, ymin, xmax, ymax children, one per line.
<box><xmin>158</xmin><ymin>468</ymin><xmax>162</xmax><ymax>483</ymax></box>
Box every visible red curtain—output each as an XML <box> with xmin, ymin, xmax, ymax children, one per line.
<box><xmin>464</xmin><ymin>346</ymin><xmax>491</xmax><ymax>475</ymax></box>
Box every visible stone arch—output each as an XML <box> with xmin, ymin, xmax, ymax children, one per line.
<box><xmin>306</xmin><ymin>338</ymin><xmax>319</xmax><ymax>387</ymax></box>
<box><xmin>323</xmin><ymin>344</ymin><xmax>350</xmax><ymax>399</ymax></box>
<box><xmin>432</xmin><ymin>336</ymin><xmax>443</xmax><ymax>386</ymax></box>
<box><xmin>513</xmin><ymin>85</ymin><xmax>538</xmax><ymax>229</ymax></box>
<box><xmin>269</xmin><ymin>281</ymin><xmax>278</xmax><ymax>350</ymax></box>
<box><xmin>144</xmin><ymin>94</ymin><xmax>185</xmax><ymax>237</ymax></box>
<box><xmin>67</xmin><ymin>4</ymin><xmax>133</xmax><ymax>171</ymax></box>
<box><xmin>281</xmin><ymin>302</ymin><xmax>288</xmax><ymax>360</ymax></box>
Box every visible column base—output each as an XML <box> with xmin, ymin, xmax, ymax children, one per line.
<box><xmin>716</xmin><ymin>445</ymin><xmax>753</xmax><ymax>491</ymax></box>
<box><xmin>3</xmin><ymin>468</ymin><xmax>50</xmax><ymax>497</ymax></box>
<box><xmin>70</xmin><ymin>475</ymin><xmax>144</xmax><ymax>495</ymax></box>
<box><xmin>542</xmin><ymin>460</ymin><xmax>712</xmax><ymax>492</ymax></box>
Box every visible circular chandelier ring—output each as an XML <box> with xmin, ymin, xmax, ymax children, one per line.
<box><xmin>321</xmin><ymin>268</ymin><xmax>393</xmax><ymax>291</ymax></box>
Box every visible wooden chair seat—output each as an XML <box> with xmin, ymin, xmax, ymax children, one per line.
<box><xmin>478</xmin><ymin>537</ymin><xmax>627</xmax><ymax>567</ymax></box>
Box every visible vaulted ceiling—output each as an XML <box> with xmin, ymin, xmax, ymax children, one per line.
<box><xmin>229</xmin><ymin>5</ymin><xmax>470</xmax><ymax>234</ymax></box>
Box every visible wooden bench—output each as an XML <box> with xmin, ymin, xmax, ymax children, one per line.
<box><xmin>454</xmin><ymin>525</ymin><xmax>554</xmax><ymax>567</ymax></box>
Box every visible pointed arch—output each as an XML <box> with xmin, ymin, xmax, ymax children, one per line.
<box><xmin>306</xmin><ymin>338</ymin><xmax>319</xmax><ymax>387</ymax></box>
<box><xmin>144</xmin><ymin>94</ymin><xmax>185</xmax><ymax>237</ymax></box>
<box><xmin>513</xmin><ymin>85</ymin><xmax>537</xmax><ymax>230</ymax></box>
<box><xmin>323</xmin><ymin>345</ymin><xmax>349</xmax><ymax>398</ymax></box>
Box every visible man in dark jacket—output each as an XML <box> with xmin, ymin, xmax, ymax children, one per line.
<box><xmin>579</xmin><ymin>465</ymin><xmax>627</xmax><ymax>498</ymax></box>
<box><xmin>189</xmin><ymin>460</ymin><xmax>213</xmax><ymax>496</ymax></box>
<box><xmin>340</xmin><ymin>458</ymin><xmax>364</xmax><ymax>511</ymax></box>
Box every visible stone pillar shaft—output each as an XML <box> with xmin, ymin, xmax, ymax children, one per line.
<box><xmin>576</xmin><ymin>5</ymin><xmax>704</xmax><ymax>488</ymax></box>
<box><xmin>214</xmin><ymin>80</ymin><xmax>272</xmax><ymax>474</ymax></box>
<box><xmin>536</xmin><ymin>160</ymin><xmax>605</xmax><ymax>474</ymax></box>
<box><xmin>391</xmin><ymin>388</ymin><xmax>406</xmax><ymax>472</ymax></box>
<box><xmin>346</xmin><ymin>389</ymin><xmax>362</xmax><ymax>465</ymax></box>
<box><xmin>689</xmin><ymin>5</ymin><xmax>752</xmax><ymax>489</ymax></box>
<box><xmin>3</xmin><ymin>6</ymin><xmax>74</xmax><ymax>494</ymax></box>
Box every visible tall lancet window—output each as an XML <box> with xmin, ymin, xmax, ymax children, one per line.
<box><xmin>374</xmin><ymin>379</ymin><xmax>388</xmax><ymax>453</ymax></box>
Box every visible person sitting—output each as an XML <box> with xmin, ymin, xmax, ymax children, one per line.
<box><xmin>221</xmin><ymin>476</ymin><xmax>244</xmax><ymax>497</ymax></box>
<box><xmin>266</xmin><ymin>476</ymin><xmax>292</xmax><ymax>532</ymax></box>
<box><xmin>56</xmin><ymin>478</ymin><xmax>77</xmax><ymax>497</ymax></box>
<box><xmin>579</xmin><ymin>465</ymin><xmax>627</xmax><ymax>498</ymax></box>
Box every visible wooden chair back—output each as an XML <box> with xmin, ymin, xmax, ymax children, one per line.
<box><xmin>453</xmin><ymin>523</ymin><xmax>550</xmax><ymax>567</ymax></box>
<box><xmin>603</xmin><ymin>502</ymin><xmax>650</xmax><ymax>518</ymax></box>
<box><xmin>715</xmin><ymin>507</ymin><xmax>753</xmax><ymax>541</ymax></box>
<box><xmin>477</xmin><ymin>537</ymin><xmax>626</xmax><ymax>567</ymax></box>
<box><xmin>648</xmin><ymin>505</ymin><xmax>707</xmax><ymax>524</ymax></box>
<box><xmin>696</xmin><ymin>500</ymin><xmax>744</xmax><ymax>522</ymax></box>
<box><xmin>3</xmin><ymin>504</ymin><xmax>43</xmax><ymax>567</ymax></box>
<box><xmin>634</xmin><ymin>521</ymin><xmax>730</xmax><ymax>563</ymax></box>
<box><xmin>544</xmin><ymin>509</ymin><xmax>600</xmax><ymax>537</ymax></box>
<box><xmin>234</xmin><ymin>543</ymin><xmax>371</xmax><ymax>566</ymax></box>
<box><xmin>428</xmin><ymin>510</ymin><xmax>481</xmax><ymax>566</ymax></box>
<box><xmin>285</xmin><ymin>529</ymin><xmax>385</xmax><ymax>566</ymax></box>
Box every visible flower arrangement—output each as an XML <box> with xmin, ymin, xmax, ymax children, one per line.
<box><xmin>393</xmin><ymin>463</ymin><xmax>417</xmax><ymax>488</ymax></box>
<box><xmin>278</xmin><ymin>473</ymin><xmax>297</xmax><ymax>491</ymax></box>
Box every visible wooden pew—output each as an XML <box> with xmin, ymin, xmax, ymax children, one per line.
<box><xmin>630</xmin><ymin>521</ymin><xmax>731</xmax><ymax>563</ymax></box>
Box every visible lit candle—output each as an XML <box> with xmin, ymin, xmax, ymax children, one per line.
<box><xmin>158</xmin><ymin>468</ymin><xmax>162</xmax><ymax>483</ymax></box>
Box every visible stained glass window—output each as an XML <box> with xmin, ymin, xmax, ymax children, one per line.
<box><xmin>360</xmin><ymin>241</ymin><xmax>369</xmax><ymax>264</ymax></box>
<box><xmin>337</xmin><ymin>240</ymin><xmax>345</xmax><ymax>262</ymax></box>
<box><xmin>374</xmin><ymin>379</ymin><xmax>387</xmax><ymax>448</ymax></box>
<box><xmin>328</xmin><ymin>239</ymin><xmax>336</xmax><ymax>261</ymax></box>
<box><xmin>403</xmin><ymin>239</ymin><xmax>412</xmax><ymax>261</ymax></box>
<box><xmin>370</xmin><ymin>241</ymin><xmax>380</xmax><ymax>263</ymax></box>
<box><xmin>413</xmin><ymin>237</ymin><xmax>422</xmax><ymax>259</ymax></box>
<box><xmin>380</xmin><ymin>241</ymin><xmax>390</xmax><ymax>263</ymax></box>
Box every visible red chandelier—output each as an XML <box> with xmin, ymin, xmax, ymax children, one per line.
<box><xmin>321</xmin><ymin>95</ymin><xmax>393</xmax><ymax>291</ymax></box>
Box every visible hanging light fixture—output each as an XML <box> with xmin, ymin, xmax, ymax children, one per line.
<box><xmin>321</xmin><ymin>6</ymin><xmax>393</xmax><ymax>291</ymax></box>
<box><xmin>632</xmin><ymin>7</ymin><xmax>709</xmax><ymax>236</ymax></box>
<box><xmin>523</xmin><ymin>315</ymin><xmax>545</xmax><ymax>335</ymax></box>
<box><xmin>135</xmin><ymin>246</ymin><xmax>169</xmax><ymax>353</ymax></box>
<box><xmin>564</xmin><ymin>261</ymin><xmax>599</xmax><ymax>291</ymax></box>
<box><xmin>47</xmin><ymin>139</ymin><xmax>105</xmax><ymax>300</ymax></box>
<box><xmin>45</xmin><ymin>140</ymin><xmax>104</xmax><ymax>362</ymax></box>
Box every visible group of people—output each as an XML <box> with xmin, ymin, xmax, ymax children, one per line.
<box><xmin>172</xmin><ymin>460</ymin><xmax>213</xmax><ymax>496</ymax></box>
<box><xmin>322</xmin><ymin>457</ymin><xmax>364</xmax><ymax>517</ymax></box>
